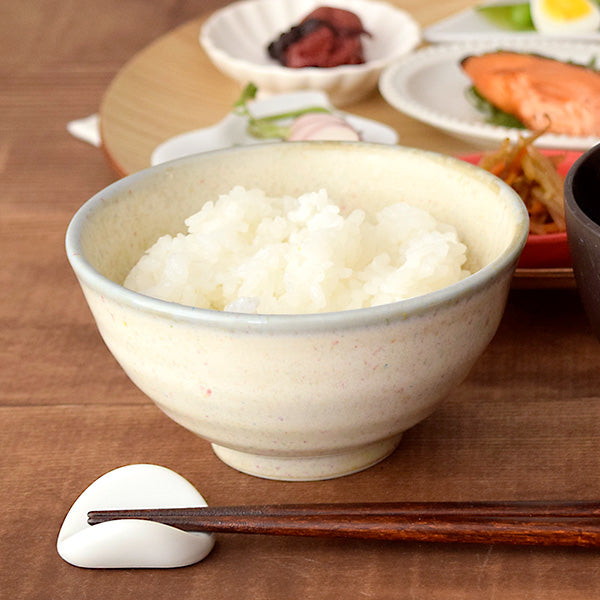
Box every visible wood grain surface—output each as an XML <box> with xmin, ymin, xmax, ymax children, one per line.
<box><xmin>99</xmin><ymin>2</ymin><xmax>477</xmax><ymax>177</ymax></box>
<box><xmin>2</xmin><ymin>1</ymin><xmax>600</xmax><ymax>599</ymax></box>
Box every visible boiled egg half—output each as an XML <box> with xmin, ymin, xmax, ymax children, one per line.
<box><xmin>530</xmin><ymin>0</ymin><xmax>600</xmax><ymax>34</ymax></box>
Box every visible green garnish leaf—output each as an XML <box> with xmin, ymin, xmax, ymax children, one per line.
<box><xmin>246</xmin><ymin>120</ymin><xmax>291</xmax><ymax>139</ymax></box>
<box><xmin>476</xmin><ymin>3</ymin><xmax>534</xmax><ymax>31</ymax></box>
<box><xmin>233</xmin><ymin>82</ymin><xmax>332</xmax><ymax>140</ymax></box>
<box><xmin>465</xmin><ymin>86</ymin><xmax>526</xmax><ymax>129</ymax></box>
<box><xmin>233</xmin><ymin>82</ymin><xmax>259</xmax><ymax>111</ymax></box>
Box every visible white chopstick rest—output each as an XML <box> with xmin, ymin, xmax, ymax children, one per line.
<box><xmin>57</xmin><ymin>464</ymin><xmax>214</xmax><ymax>568</ymax></box>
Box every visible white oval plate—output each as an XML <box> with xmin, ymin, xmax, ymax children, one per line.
<box><xmin>379</xmin><ymin>40</ymin><xmax>600</xmax><ymax>150</ymax></box>
<box><xmin>424</xmin><ymin>2</ymin><xmax>600</xmax><ymax>44</ymax></box>
<box><xmin>151</xmin><ymin>90</ymin><xmax>398</xmax><ymax>165</ymax></box>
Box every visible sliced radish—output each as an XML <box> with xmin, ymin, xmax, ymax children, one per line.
<box><xmin>287</xmin><ymin>113</ymin><xmax>360</xmax><ymax>141</ymax></box>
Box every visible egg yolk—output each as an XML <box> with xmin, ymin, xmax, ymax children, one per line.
<box><xmin>541</xmin><ymin>0</ymin><xmax>594</xmax><ymax>20</ymax></box>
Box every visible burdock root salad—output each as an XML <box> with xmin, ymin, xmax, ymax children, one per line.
<box><xmin>267</xmin><ymin>6</ymin><xmax>371</xmax><ymax>68</ymax></box>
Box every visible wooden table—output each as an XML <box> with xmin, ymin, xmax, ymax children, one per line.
<box><xmin>2</xmin><ymin>1</ymin><xmax>599</xmax><ymax>598</ymax></box>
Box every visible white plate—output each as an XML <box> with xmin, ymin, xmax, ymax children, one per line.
<box><xmin>379</xmin><ymin>40</ymin><xmax>600</xmax><ymax>150</ymax></box>
<box><xmin>424</xmin><ymin>1</ymin><xmax>600</xmax><ymax>43</ymax></box>
<box><xmin>151</xmin><ymin>91</ymin><xmax>398</xmax><ymax>165</ymax></box>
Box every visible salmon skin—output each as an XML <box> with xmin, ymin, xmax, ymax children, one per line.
<box><xmin>461</xmin><ymin>51</ymin><xmax>600</xmax><ymax>137</ymax></box>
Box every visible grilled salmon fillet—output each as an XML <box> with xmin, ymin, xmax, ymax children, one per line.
<box><xmin>461</xmin><ymin>51</ymin><xmax>600</xmax><ymax>136</ymax></box>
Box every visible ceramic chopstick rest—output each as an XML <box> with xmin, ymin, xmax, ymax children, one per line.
<box><xmin>57</xmin><ymin>464</ymin><xmax>214</xmax><ymax>568</ymax></box>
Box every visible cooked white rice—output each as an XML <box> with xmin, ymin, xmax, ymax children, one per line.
<box><xmin>124</xmin><ymin>186</ymin><xmax>470</xmax><ymax>314</ymax></box>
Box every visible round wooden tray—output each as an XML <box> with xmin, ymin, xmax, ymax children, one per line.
<box><xmin>98</xmin><ymin>13</ymin><xmax>480</xmax><ymax>177</ymax></box>
<box><xmin>98</xmin><ymin>11</ymin><xmax>575</xmax><ymax>289</ymax></box>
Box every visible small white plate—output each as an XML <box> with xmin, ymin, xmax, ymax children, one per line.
<box><xmin>151</xmin><ymin>90</ymin><xmax>398</xmax><ymax>165</ymax></box>
<box><xmin>379</xmin><ymin>40</ymin><xmax>600</xmax><ymax>150</ymax></box>
<box><xmin>424</xmin><ymin>1</ymin><xmax>600</xmax><ymax>43</ymax></box>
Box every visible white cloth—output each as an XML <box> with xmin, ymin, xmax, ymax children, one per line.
<box><xmin>66</xmin><ymin>114</ymin><xmax>101</xmax><ymax>147</ymax></box>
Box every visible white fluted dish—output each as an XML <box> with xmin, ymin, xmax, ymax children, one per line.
<box><xmin>200</xmin><ymin>0</ymin><xmax>421</xmax><ymax>106</ymax></box>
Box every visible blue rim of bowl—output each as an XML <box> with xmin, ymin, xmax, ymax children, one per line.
<box><xmin>65</xmin><ymin>143</ymin><xmax>529</xmax><ymax>333</ymax></box>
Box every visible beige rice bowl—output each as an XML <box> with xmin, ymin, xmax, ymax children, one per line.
<box><xmin>66</xmin><ymin>142</ymin><xmax>528</xmax><ymax>480</ymax></box>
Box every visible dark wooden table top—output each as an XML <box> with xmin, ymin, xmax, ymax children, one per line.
<box><xmin>2</xmin><ymin>1</ymin><xmax>600</xmax><ymax>598</ymax></box>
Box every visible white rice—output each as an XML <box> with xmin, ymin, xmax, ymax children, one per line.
<box><xmin>124</xmin><ymin>186</ymin><xmax>470</xmax><ymax>314</ymax></box>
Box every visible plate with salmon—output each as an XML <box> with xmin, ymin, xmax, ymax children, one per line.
<box><xmin>379</xmin><ymin>40</ymin><xmax>600</xmax><ymax>150</ymax></box>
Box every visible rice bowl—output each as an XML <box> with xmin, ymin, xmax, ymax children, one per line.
<box><xmin>66</xmin><ymin>142</ymin><xmax>528</xmax><ymax>480</ymax></box>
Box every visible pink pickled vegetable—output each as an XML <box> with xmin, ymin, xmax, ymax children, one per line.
<box><xmin>286</xmin><ymin>113</ymin><xmax>360</xmax><ymax>141</ymax></box>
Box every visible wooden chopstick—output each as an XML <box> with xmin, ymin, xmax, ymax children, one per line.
<box><xmin>87</xmin><ymin>501</ymin><xmax>600</xmax><ymax>548</ymax></box>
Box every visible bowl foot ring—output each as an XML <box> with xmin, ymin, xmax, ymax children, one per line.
<box><xmin>211</xmin><ymin>435</ymin><xmax>402</xmax><ymax>481</ymax></box>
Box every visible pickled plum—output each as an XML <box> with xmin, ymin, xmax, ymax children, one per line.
<box><xmin>267</xmin><ymin>6</ymin><xmax>370</xmax><ymax>68</ymax></box>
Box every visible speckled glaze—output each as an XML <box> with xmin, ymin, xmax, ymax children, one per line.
<box><xmin>66</xmin><ymin>142</ymin><xmax>528</xmax><ymax>480</ymax></box>
<box><xmin>565</xmin><ymin>143</ymin><xmax>600</xmax><ymax>339</ymax></box>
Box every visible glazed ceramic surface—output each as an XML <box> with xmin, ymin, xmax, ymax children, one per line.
<box><xmin>66</xmin><ymin>142</ymin><xmax>528</xmax><ymax>480</ymax></box>
<box><xmin>199</xmin><ymin>0</ymin><xmax>421</xmax><ymax>106</ymax></box>
<box><xmin>565</xmin><ymin>143</ymin><xmax>600</xmax><ymax>338</ymax></box>
<box><xmin>57</xmin><ymin>464</ymin><xmax>214</xmax><ymax>568</ymax></box>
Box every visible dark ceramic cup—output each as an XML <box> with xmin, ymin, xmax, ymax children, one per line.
<box><xmin>564</xmin><ymin>144</ymin><xmax>600</xmax><ymax>338</ymax></box>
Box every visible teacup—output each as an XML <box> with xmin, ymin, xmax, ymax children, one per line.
<box><xmin>565</xmin><ymin>143</ymin><xmax>600</xmax><ymax>338</ymax></box>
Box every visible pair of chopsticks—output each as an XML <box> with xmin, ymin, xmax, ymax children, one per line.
<box><xmin>88</xmin><ymin>501</ymin><xmax>600</xmax><ymax>547</ymax></box>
